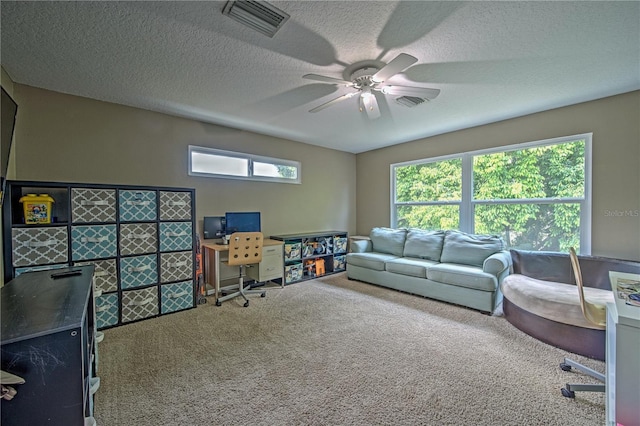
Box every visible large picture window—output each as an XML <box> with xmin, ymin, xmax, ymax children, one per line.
<box><xmin>392</xmin><ymin>134</ymin><xmax>591</xmax><ymax>253</ymax></box>
<box><xmin>189</xmin><ymin>145</ymin><xmax>301</xmax><ymax>184</ymax></box>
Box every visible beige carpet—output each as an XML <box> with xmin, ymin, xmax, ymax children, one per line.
<box><xmin>94</xmin><ymin>273</ymin><xmax>605</xmax><ymax>425</ymax></box>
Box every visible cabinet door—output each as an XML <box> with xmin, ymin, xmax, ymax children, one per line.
<box><xmin>11</xmin><ymin>227</ymin><xmax>69</xmax><ymax>266</ymax></box>
<box><xmin>159</xmin><ymin>222</ymin><xmax>193</xmax><ymax>252</ymax></box>
<box><xmin>71</xmin><ymin>225</ymin><xmax>118</xmax><ymax>261</ymax></box>
<box><xmin>119</xmin><ymin>223</ymin><xmax>158</xmax><ymax>255</ymax></box>
<box><xmin>119</xmin><ymin>190</ymin><xmax>157</xmax><ymax>222</ymax></box>
<box><xmin>71</xmin><ymin>188</ymin><xmax>116</xmax><ymax>223</ymax></box>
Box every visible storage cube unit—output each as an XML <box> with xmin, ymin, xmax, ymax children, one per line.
<box><xmin>2</xmin><ymin>181</ymin><xmax>197</xmax><ymax>330</ymax></box>
<box><xmin>271</xmin><ymin>231</ymin><xmax>348</xmax><ymax>285</ymax></box>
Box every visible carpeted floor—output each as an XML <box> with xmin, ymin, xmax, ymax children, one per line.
<box><xmin>94</xmin><ymin>273</ymin><xmax>605</xmax><ymax>425</ymax></box>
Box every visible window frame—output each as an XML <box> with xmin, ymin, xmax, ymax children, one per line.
<box><xmin>390</xmin><ymin>133</ymin><xmax>592</xmax><ymax>253</ymax></box>
<box><xmin>188</xmin><ymin>145</ymin><xmax>301</xmax><ymax>184</ymax></box>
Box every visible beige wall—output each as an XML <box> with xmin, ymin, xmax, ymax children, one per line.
<box><xmin>9</xmin><ymin>84</ymin><xmax>356</xmax><ymax>240</ymax></box>
<box><xmin>356</xmin><ymin>90</ymin><xmax>640</xmax><ymax>261</ymax></box>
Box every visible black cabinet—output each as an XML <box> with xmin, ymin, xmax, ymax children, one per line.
<box><xmin>271</xmin><ymin>231</ymin><xmax>348</xmax><ymax>284</ymax></box>
<box><xmin>1</xmin><ymin>265</ymin><xmax>96</xmax><ymax>425</ymax></box>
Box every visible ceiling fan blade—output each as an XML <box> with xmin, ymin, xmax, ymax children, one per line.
<box><xmin>379</xmin><ymin>85</ymin><xmax>441</xmax><ymax>99</ymax></box>
<box><xmin>359</xmin><ymin>91</ymin><xmax>381</xmax><ymax>120</ymax></box>
<box><xmin>371</xmin><ymin>53</ymin><xmax>418</xmax><ymax>83</ymax></box>
<box><xmin>303</xmin><ymin>74</ymin><xmax>354</xmax><ymax>86</ymax></box>
<box><xmin>309</xmin><ymin>91</ymin><xmax>359</xmax><ymax>113</ymax></box>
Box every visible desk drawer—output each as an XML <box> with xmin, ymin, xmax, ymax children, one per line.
<box><xmin>121</xmin><ymin>287</ymin><xmax>158</xmax><ymax>323</ymax></box>
<box><xmin>160</xmin><ymin>281</ymin><xmax>194</xmax><ymax>314</ymax></box>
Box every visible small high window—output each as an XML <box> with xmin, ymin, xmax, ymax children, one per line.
<box><xmin>188</xmin><ymin>146</ymin><xmax>301</xmax><ymax>184</ymax></box>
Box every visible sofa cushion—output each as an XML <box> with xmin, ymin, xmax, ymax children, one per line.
<box><xmin>402</xmin><ymin>229</ymin><xmax>445</xmax><ymax>262</ymax></box>
<box><xmin>346</xmin><ymin>252</ymin><xmax>400</xmax><ymax>271</ymax></box>
<box><xmin>369</xmin><ymin>227</ymin><xmax>407</xmax><ymax>256</ymax></box>
<box><xmin>440</xmin><ymin>231</ymin><xmax>505</xmax><ymax>267</ymax></box>
<box><xmin>427</xmin><ymin>263</ymin><xmax>498</xmax><ymax>291</ymax></box>
<box><xmin>501</xmin><ymin>274</ymin><xmax>614</xmax><ymax>329</ymax></box>
<box><xmin>385</xmin><ymin>257</ymin><xmax>437</xmax><ymax>278</ymax></box>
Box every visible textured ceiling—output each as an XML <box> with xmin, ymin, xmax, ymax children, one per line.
<box><xmin>1</xmin><ymin>1</ymin><xmax>639</xmax><ymax>154</ymax></box>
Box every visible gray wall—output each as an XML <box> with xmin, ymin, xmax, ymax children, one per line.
<box><xmin>356</xmin><ymin>91</ymin><xmax>640</xmax><ymax>261</ymax></box>
<box><xmin>9</xmin><ymin>84</ymin><xmax>357</xmax><ymax>240</ymax></box>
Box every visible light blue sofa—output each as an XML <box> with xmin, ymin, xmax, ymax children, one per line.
<box><xmin>346</xmin><ymin>228</ymin><xmax>512</xmax><ymax>314</ymax></box>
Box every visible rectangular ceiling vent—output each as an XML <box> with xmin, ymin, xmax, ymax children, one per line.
<box><xmin>222</xmin><ymin>1</ymin><xmax>290</xmax><ymax>38</ymax></box>
<box><xmin>395</xmin><ymin>96</ymin><xmax>426</xmax><ymax>108</ymax></box>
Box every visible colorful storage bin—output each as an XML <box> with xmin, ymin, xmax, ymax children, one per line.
<box><xmin>20</xmin><ymin>193</ymin><xmax>54</xmax><ymax>224</ymax></box>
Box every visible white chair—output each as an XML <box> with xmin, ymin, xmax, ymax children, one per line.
<box><xmin>215</xmin><ymin>232</ymin><xmax>266</xmax><ymax>307</ymax></box>
<box><xmin>560</xmin><ymin>247</ymin><xmax>606</xmax><ymax>398</ymax></box>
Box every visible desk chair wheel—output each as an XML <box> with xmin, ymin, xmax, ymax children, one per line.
<box><xmin>215</xmin><ymin>299</ymin><xmax>222</xmax><ymax>307</ymax></box>
<box><xmin>560</xmin><ymin>362</ymin><xmax>572</xmax><ymax>372</ymax></box>
<box><xmin>261</xmin><ymin>292</ymin><xmax>266</xmax><ymax>297</ymax></box>
<box><xmin>561</xmin><ymin>387</ymin><xmax>575</xmax><ymax>398</ymax></box>
<box><xmin>244</xmin><ymin>300</ymin><xmax>250</xmax><ymax>307</ymax></box>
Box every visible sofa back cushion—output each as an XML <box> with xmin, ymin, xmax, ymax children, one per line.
<box><xmin>403</xmin><ymin>229</ymin><xmax>445</xmax><ymax>261</ymax></box>
<box><xmin>440</xmin><ymin>230</ymin><xmax>505</xmax><ymax>267</ymax></box>
<box><xmin>369</xmin><ymin>227</ymin><xmax>407</xmax><ymax>256</ymax></box>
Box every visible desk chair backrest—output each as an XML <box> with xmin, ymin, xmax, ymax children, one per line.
<box><xmin>569</xmin><ymin>247</ymin><xmax>607</xmax><ymax>328</ymax></box>
<box><xmin>227</xmin><ymin>232</ymin><xmax>263</xmax><ymax>267</ymax></box>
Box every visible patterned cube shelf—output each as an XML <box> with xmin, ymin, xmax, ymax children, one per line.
<box><xmin>271</xmin><ymin>231</ymin><xmax>348</xmax><ymax>285</ymax></box>
<box><xmin>3</xmin><ymin>180</ymin><xmax>197</xmax><ymax>330</ymax></box>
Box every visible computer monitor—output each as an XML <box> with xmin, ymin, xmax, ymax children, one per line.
<box><xmin>203</xmin><ymin>216</ymin><xmax>225</xmax><ymax>239</ymax></box>
<box><xmin>225</xmin><ymin>211</ymin><xmax>261</xmax><ymax>234</ymax></box>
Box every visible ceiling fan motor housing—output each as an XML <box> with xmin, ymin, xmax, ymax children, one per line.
<box><xmin>350</xmin><ymin>67</ymin><xmax>380</xmax><ymax>89</ymax></box>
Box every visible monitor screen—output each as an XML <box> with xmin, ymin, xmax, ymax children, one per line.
<box><xmin>225</xmin><ymin>211</ymin><xmax>261</xmax><ymax>234</ymax></box>
<box><xmin>203</xmin><ymin>216</ymin><xmax>225</xmax><ymax>239</ymax></box>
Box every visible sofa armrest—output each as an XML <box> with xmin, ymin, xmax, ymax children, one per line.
<box><xmin>350</xmin><ymin>239</ymin><xmax>372</xmax><ymax>253</ymax></box>
<box><xmin>483</xmin><ymin>251</ymin><xmax>512</xmax><ymax>275</ymax></box>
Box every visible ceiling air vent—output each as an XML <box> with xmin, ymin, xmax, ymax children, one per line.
<box><xmin>222</xmin><ymin>1</ymin><xmax>290</xmax><ymax>38</ymax></box>
<box><xmin>395</xmin><ymin>96</ymin><xmax>426</xmax><ymax>108</ymax></box>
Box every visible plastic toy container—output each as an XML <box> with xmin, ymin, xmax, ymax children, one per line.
<box><xmin>19</xmin><ymin>193</ymin><xmax>54</xmax><ymax>224</ymax></box>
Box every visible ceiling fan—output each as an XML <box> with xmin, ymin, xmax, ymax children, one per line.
<box><xmin>303</xmin><ymin>53</ymin><xmax>440</xmax><ymax>120</ymax></box>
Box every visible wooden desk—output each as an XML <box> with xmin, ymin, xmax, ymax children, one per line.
<box><xmin>202</xmin><ymin>239</ymin><xmax>284</xmax><ymax>299</ymax></box>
